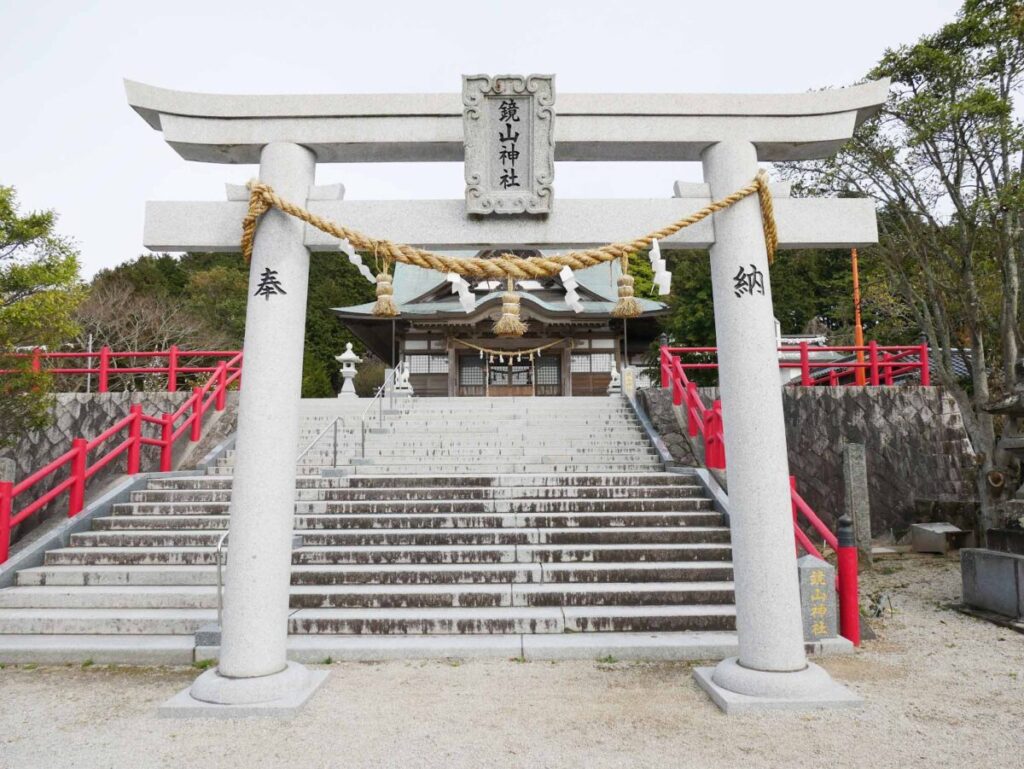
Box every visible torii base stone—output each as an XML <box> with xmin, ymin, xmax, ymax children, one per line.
<box><xmin>159</xmin><ymin>662</ymin><xmax>329</xmax><ymax>718</ymax></box>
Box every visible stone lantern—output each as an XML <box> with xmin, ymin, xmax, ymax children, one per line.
<box><xmin>335</xmin><ymin>342</ymin><xmax>362</xmax><ymax>399</ymax></box>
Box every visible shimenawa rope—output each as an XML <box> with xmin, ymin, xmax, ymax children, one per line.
<box><xmin>239</xmin><ymin>170</ymin><xmax>779</xmax><ymax>329</ymax></box>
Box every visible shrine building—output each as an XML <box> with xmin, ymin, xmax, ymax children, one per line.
<box><xmin>334</xmin><ymin>255</ymin><xmax>666</xmax><ymax>397</ymax></box>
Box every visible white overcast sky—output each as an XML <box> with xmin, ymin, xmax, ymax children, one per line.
<box><xmin>0</xmin><ymin>0</ymin><xmax>961</xmax><ymax>277</ymax></box>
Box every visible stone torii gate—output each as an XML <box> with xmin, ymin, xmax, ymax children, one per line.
<box><xmin>127</xmin><ymin>77</ymin><xmax>888</xmax><ymax>715</ymax></box>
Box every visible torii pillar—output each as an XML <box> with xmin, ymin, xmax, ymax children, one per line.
<box><xmin>691</xmin><ymin>141</ymin><xmax>860</xmax><ymax>711</ymax></box>
<box><xmin>169</xmin><ymin>142</ymin><xmax>329</xmax><ymax>714</ymax></box>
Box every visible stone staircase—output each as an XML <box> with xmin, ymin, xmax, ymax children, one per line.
<box><xmin>0</xmin><ymin>397</ymin><xmax>744</xmax><ymax>664</ymax></box>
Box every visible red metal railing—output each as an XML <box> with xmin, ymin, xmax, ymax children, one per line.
<box><xmin>0</xmin><ymin>352</ymin><xmax>242</xmax><ymax>564</ymax></box>
<box><xmin>660</xmin><ymin>345</ymin><xmax>860</xmax><ymax>645</ymax></box>
<box><xmin>0</xmin><ymin>347</ymin><xmax>242</xmax><ymax>393</ymax></box>
<box><xmin>664</xmin><ymin>342</ymin><xmax>930</xmax><ymax>387</ymax></box>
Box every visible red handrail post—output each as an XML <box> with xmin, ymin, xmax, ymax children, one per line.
<box><xmin>789</xmin><ymin>476</ymin><xmax>800</xmax><ymax>555</ymax></box>
<box><xmin>190</xmin><ymin>387</ymin><xmax>203</xmax><ymax>442</ymax></box>
<box><xmin>98</xmin><ymin>346</ymin><xmax>111</xmax><ymax>393</ymax></box>
<box><xmin>31</xmin><ymin>347</ymin><xmax>42</xmax><ymax>373</ymax></box>
<box><xmin>671</xmin><ymin>374</ymin><xmax>683</xmax><ymax>407</ymax></box>
<box><xmin>685</xmin><ymin>382</ymin><xmax>700</xmax><ymax>436</ymax></box>
<box><xmin>789</xmin><ymin>476</ymin><xmax>798</xmax><ymax>521</ymax></box>
<box><xmin>704</xmin><ymin>400</ymin><xmax>726</xmax><ymax>469</ymax></box>
<box><xmin>0</xmin><ymin>481</ymin><xmax>12</xmax><ymax>564</ymax></box>
<box><xmin>882</xmin><ymin>353</ymin><xmax>894</xmax><ymax>385</ymax></box>
<box><xmin>867</xmin><ymin>341</ymin><xmax>879</xmax><ymax>386</ymax></box>
<box><xmin>68</xmin><ymin>438</ymin><xmax>88</xmax><ymax>517</ymax></box>
<box><xmin>215</xmin><ymin>363</ymin><xmax>227</xmax><ymax>411</ymax></box>
<box><xmin>799</xmin><ymin>342</ymin><xmax>811</xmax><ymax>386</ymax></box>
<box><xmin>167</xmin><ymin>345</ymin><xmax>179</xmax><ymax>393</ymax></box>
<box><xmin>919</xmin><ymin>344</ymin><xmax>930</xmax><ymax>386</ymax></box>
<box><xmin>127</xmin><ymin>404</ymin><xmax>142</xmax><ymax>474</ymax></box>
<box><xmin>160</xmin><ymin>414</ymin><xmax>173</xmax><ymax>472</ymax></box>
<box><xmin>836</xmin><ymin>514</ymin><xmax>861</xmax><ymax>646</ymax></box>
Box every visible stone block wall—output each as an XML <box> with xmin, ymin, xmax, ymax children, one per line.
<box><xmin>1</xmin><ymin>392</ymin><xmax>238</xmax><ymax>543</ymax></box>
<box><xmin>636</xmin><ymin>388</ymin><xmax>698</xmax><ymax>467</ymax></box>
<box><xmin>640</xmin><ymin>385</ymin><xmax>977</xmax><ymax>536</ymax></box>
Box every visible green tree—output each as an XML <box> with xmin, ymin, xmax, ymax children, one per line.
<box><xmin>184</xmin><ymin>265</ymin><xmax>249</xmax><ymax>345</ymax></box>
<box><xmin>82</xmin><ymin>250</ymin><xmax>376</xmax><ymax>397</ymax></box>
<box><xmin>303</xmin><ymin>252</ymin><xmax>376</xmax><ymax>395</ymax></box>
<box><xmin>0</xmin><ymin>186</ymin><xmax>82</xmax><ymax>446</ymax></box>
<box><xmin>781</xmin><ymin>0</ymin><xmax>1024</xmax><ymax>534</ymax></box>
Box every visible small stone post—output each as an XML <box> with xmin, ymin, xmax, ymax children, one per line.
<box><xmin>843</xmin><ymin>442</ymin><xmax>872</xmax><ymax>566</ymax></box>
<box><xmin>692</xmin><ymin>141</ymin><xmax>857</xmax><ymax>711</ymax></box>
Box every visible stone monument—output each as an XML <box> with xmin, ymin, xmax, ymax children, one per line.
<box><xmin>607</xmin><ymin>364</ymin><xmax>622</xmax><ymax>396</ymax></box>
<box><xmin>392</xmin><ymin>361</ymin><xmax>414</xmax><ymax>398</ymax></box>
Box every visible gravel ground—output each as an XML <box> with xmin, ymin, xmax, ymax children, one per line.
<box><xmin>0</xmin><ymin>555</ymin><xmax>1021</xmax><ymax>769</ymax></box>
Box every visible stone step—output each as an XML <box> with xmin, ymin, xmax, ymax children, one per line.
<box><xmin>347</xmin><ymin>464</ymin><xmax>665</xmax><ymax>475</ymax></box>
<box><xmin>0</xmin><ymin>634</ymin><xmax>195</xmax><ymax>665</ymax></box>
<box><xmin>144</xmin><ymin>472</ymin><xmax>697</xmax><ymax>490</ymax></box>
<box><xmin>290</xmin><ymin>447</ymin><xmax>661</xmax><ymax>458</ymax></box>
<box><xmin>16</xmin><ymin>564</ymin><xmax>225</xmax><ymax>587</ymax></box>
<box><xmin>94</xmin><ymin>511</ymin><xmax>724</xmax><ymax>531</ymax></box>
<box><xmin>128</xmin><ymin>484</ymin><xmax>706</xmax><ymax>502</ymax></box>
<box><xmin>294</xmin><ymin>423</ymin><xmax>643</xmax><ymax>435</ymax></box>
<box><xmin>0</xmin><ymin>582</ymin><xmax>735</xmax><ymax>610</ymax></box>
<box><xmin>111</xmin><ymin>499</ymin><xmax>713</xmax><ymax>516</ymax></box>
<box><xmin>296</xmin><ymin>434</ymin><xmax>651</xmax><ymax>444</ymax></box>
<box><xmin>296</xmin><ymin>435</ymin><xmax>653</xmax><ymax>444</ymax></box>
<box><xmin>3</xmin><ymin>632</ymin><xmax>852</xmax><ymax>665</ymax></box>
<box><xmin>69</xmin><ymin>526</ymin><xmax>730</xmax><ymax>548</ymax></box>
<box><xmin>304</xmin><ymin>426</ymin><xmax>646</xmax><ymax>438</ymax></box>
<box><xmin>0</xmin><ymin>607</ymin><xmax>212</xmax><ymax>635</ymax></box>
<box><xmin>347</xmin><ymin>472</ymin><xmax>696</xmax><ymax>487</ymax></box>
<box><xmin>43</xmin><ymin>543</ymin><xmax>731</xmax><ymax>566</ymax></box>
<box><xmin>538</xmin><ymin>561</ymin><xmax>735</xmax><ymax>583</ymax></box>
<box><xmin>292</xmin><ymin>543</ymin><xmax>732</xmax><ymax>565</ymax></box>
<box><xmin>207</xmin><ymin>464</ymin><xmax>666</xmax><ymax>476</ymax></box>
<box><xmin>286</xmin><ymin>605</ymin><xmax>737</xmax><ymax>634</ymax></box>
<box><xmin>16</xmin><ymin>561</ymin><xmax>734</xmax><ymax>588</ymax></box>
<box><xmin>296</xmin><ymin>417</ymin><xmax>641</xmax><ymax>428</ymax></box>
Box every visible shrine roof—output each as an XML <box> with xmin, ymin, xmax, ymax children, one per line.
<box><xmin>337</xmin><ymin>259</ymin><xmax>667</xmax><ymax>320</ymax></box>
<box><xmin>332</xmin><ymin>295</ymin><xmax>667</xmax><ymax>320</ymax></box>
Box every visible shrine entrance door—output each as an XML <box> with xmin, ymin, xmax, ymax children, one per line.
<box><xmin>487</xmin><ymin>360</ymin><xmax>533</xmax><ymax>396</ymax></box>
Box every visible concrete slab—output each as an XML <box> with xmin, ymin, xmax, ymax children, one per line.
<box><xmin>962</xmin><ymin>548</ymin><xmax>1024</xmax><ymax>618</ymax></box>
<box><xmin>523</xmin><ymin>631</ymin><xmax>739</xmax><ymax>661</ymax></box>
<box><xmin>693</xmin><ymin>665</ymin><xmax>862</xmax><ymax>714</ymax></box>
<box><xmin>0</xmin><ymin>634</ymin><xmax>194</xmax><ymax>665</ymax></box>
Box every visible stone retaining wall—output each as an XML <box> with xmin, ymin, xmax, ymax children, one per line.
<box><xmin>1</xmin><ymin>392</ymin><xmax>238</xmax><ymax>543</ymax></box>
<box><xmin>640</xmin><ymin>385</ymin><xmax>977</xmax><ymax>536</ymax></box>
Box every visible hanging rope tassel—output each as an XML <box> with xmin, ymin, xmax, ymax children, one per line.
<box><xmin>372</xmin><ymin>263</ymin><xmax>400</xmax><ymax>317</ymax></box>
<box><xmin>493</xmin><ymin>277</ymin><xmax>527</xmax><ymax>337</ymax></box>
<box><xmin>611</xmin><ymin>255</ymin><xmax>642</xmax><ymax>318</ymax></box>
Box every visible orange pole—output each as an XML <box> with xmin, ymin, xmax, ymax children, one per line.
<box><xmin>852</xmin><ymin>248</ymin><xmax>867</xmax><ymax>386</ymax></box>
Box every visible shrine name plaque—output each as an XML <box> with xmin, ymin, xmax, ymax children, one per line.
<box><xmin>462</xmin><ymin>74</ymin><xmax>555</xmax><ymax>215</ymax></box>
